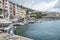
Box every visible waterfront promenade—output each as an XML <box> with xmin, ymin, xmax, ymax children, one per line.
<box><xmin>0</xmin><ymin>32</ymin><xmax>33</xmax><ymax>40</ymax></box>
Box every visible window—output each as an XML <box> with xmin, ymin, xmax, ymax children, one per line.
<box><xmin>10</xmin><ymin>14</ymin><xmax>13</xmax><ymax>19</ymax></box>
<box><xmin>6</xmin><ymin>3</ymin><xmax>7</xmax><ymax>5</ymax></box>
<box><xmin>10</xmin><ymin>4</ymin><xmax>12</xmax><ymax>7</ymax></box>
<box><xmin>0</xmin><ymin>1</ymin><xmax>1</xmax><ymax>3</ymax></box>
<box><xmin>6</xmin><ymin>13</ymin><xmax>8</xmax><ymax>17</ymax></box>
<box><xmin>10</xmin><ymin>8</ymin><xmax>12</xmax><ymax>10</ymax></box>
<box><xmin>10</xmin><ymin>10</ymin><xmax>12</xmax><ymax>13</ymax></box>
<box><xmin>5</xmin><ymin>9</ymin><xmax>8</xmax><ymax>12</ymax></box>
<box><xmin>0</xmin><ymin>9</ymin><xmax>2</xmax><ymax>15</ymax></box>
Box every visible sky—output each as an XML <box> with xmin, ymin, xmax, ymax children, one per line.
<box><xmin>9</xmin><ymin>0</ymin><xmax>60</xmax><ymax>13</ymax></box>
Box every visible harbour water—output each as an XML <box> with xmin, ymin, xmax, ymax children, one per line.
<box><xmin>14</xmin><ymin>20</ymin><xmax>60</xmax><ymax>40</ymax></box>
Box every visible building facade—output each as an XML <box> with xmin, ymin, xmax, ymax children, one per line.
<box><xmin>0</xmin><ymin>0</ymin><xmax>4</xmax><ymax>17</ymax></box>
<box><xmin>0</xmin><ymin>0</ymin><xmax>26</xmax><ymax>21</ymax></box>
<box><xmin>42</xmin><ymin>12</ymin><xmax>60</xmax><ymax>18</ymax></box>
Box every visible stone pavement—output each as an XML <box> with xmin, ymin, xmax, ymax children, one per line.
<box><xmin>0</xmin><ymin>33</ymin><xmax>6</xmax><ymax>40</ymax></box>
<box><xmin>0</xmin><ymin>32</ymin><xmax>33</xmax><ymax>40</ymax></box>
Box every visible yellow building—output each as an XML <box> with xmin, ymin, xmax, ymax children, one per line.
<box><xmin>19</xmin><ymin>8</ymin><xmax>26</xmax><ymax>19</ymax></box>
<box><xmin>22</xmin><ymin>9</ymin><xmax>26</xmax><ymax>18</ymax></box>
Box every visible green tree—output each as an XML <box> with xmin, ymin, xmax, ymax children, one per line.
<box><xmin>35</xmin><ymin>12</ymin><xmax>42</xmax><ymax>19</ymax></box>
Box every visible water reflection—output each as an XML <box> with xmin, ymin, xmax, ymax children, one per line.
<box><xmin>14</xmin><ymin>20</ymin><xmax>60</xmax><ymax>40</ymax></box>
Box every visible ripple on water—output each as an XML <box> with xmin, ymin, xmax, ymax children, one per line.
<box><xmin>15</xmin><ymin>20</ymin><xmax>60</xmax><ymax>40</ymax></box>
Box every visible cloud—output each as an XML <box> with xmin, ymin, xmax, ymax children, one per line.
<box><xmin>9</xmin><ymin>0</ymin><xmax>36</xmax><ymax>8</ymax></box>
<box><xmin>32</xmin><ymin>0</ymin><xmax>58</xmax><ymax>11</ymax></box>
<box><xmin>9</xmin><ymin>0</ymin><xmax>60</xmax><ymax>13</ymax></box>
<box><xmin>48</xmin><ymin>8</ymin><xmax>60</xmax><ymax>13</ymax></box>
<box><xmin>54</xmin><ymin>0</ymin><xmax>60</xmax><ymax>8</ymax></box>
<box><xmin>22</xmin><ymin>0</ymin><xmax>35</xmax><ymax>8</ymax></box>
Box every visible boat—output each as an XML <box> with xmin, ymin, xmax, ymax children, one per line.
<box><xmin>36</xmin><ymin>19</ymin><xmax>42</xmax><ymax>23</ymax></box>
<box><xmin>14</xmin><ymin>22</ymin><xmax>25</xmax><ymax>26</ymax></box>
<box><xmin>27</xmin><ymin>20</ymin><xmax>35</xmax><ymax>23</ymax></box>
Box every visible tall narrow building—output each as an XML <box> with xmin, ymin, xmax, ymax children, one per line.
<box><xmin>0</xmin><ymin>0</ymin><xmax>26</xmax><ymax>21</ymax></box>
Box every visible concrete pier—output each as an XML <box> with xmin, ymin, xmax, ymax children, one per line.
<box><xmin>0</xmin><ymin>32</ymin><xmax>33</xmax><ymax>40</ymax></box>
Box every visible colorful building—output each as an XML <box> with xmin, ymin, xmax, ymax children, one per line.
<box><xmin>22</xmin><ymin>9</ymin><xmax>26</xmax><ymax>19</ymax></box>
<box><xmin>0</xmin><ymin>0</ymin><xmax>26</xmax><ymax>21</ymax></box>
